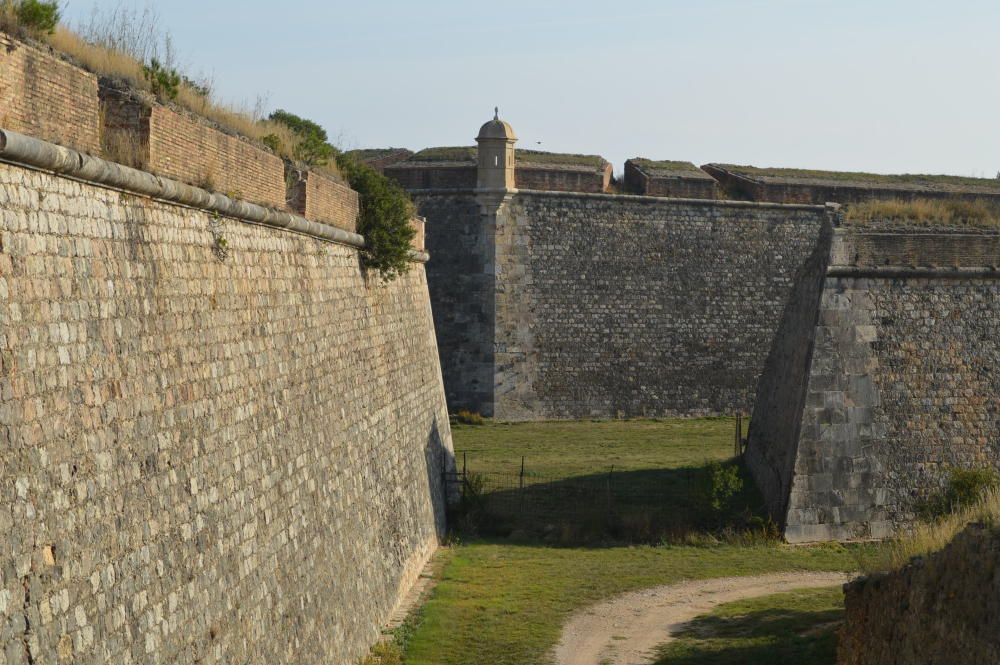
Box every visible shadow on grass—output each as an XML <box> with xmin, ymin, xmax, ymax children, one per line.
<box><xmin>447</xmin><ymin>460</ymin><xmax>778</xmax><ymax>547</ymax></box>
<box><xmin>652</xmin><ymin>606</ymin><xmax>842</xmax><ymax>665</ymax></box>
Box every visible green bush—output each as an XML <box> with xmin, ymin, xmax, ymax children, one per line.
<box><xmin>267</xmin><ymin>110</ymin><xmax>416</xmax><ymax>281</ymax></box>
<box><xmin>268</xmin><ymin>109</ymin><xmax>335</xmax><ymax>166</ymax></box>
<box><xmin>700</xmin><ymin>460</ymin><xmax>744</xmax><ymax>514</ymax></box>
<box><xmin>13</xmin><ymin>0</ymin><xmax>59</xmax><ymax>34</ymax></box>
<box><xmin>336</xmin><ymin>153</ymin><xmax>416</xmax><ymax>281</ymax></box>
<box><xmin>453</xmin><ymin>410</ymin><xmax>486</xmax><ymax>426</ymax></box>
<box><xmin>919</xmin><ymin>466</ymin><xmax>1000</xmax><ymax>520</ymax></box>
<box><xmin>142</xmin><ymin>58</ymin><xmax>181</xmax><ymax>100</ymax></box>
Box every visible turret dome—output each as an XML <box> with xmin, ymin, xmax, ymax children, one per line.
<box><xmin>477</xmin><ymin>108</ymin><xmax>517</xmax><ymax>141</ymax></box>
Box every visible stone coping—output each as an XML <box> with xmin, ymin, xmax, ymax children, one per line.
<box><xmin>407</xmin><ymin>187</ymin><xmax>832</xmax><ymax>211</ymax></box>
<box><xmin>0</xmin><ymin>127</ymin><xmax>429</xmax><ymax>262</ymax></box>
<box><xmin>827</xmin><ymin>266</ymin><xmax>1000</xmax><ymax>278</ymax></box>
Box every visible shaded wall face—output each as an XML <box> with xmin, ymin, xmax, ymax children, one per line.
<box><xmin>839</xmin><ymin>524</ymin><xmax>1000</xmax><ymax>665</ymax></box>
<box><xmin>415</xmin><ymin>193</ymin><xmax>496</xmax><ymax>416</ymax></box>
<box><xmin>745</xmin><ymin>222</ymin><xmax>834</xmax><ymax>521</ymax></box>
<box><xmin>491</xmin><ymin>194</ymin><xmax>829</xmax><ymax>420</ymax></box>
<box><xmin>0</xmin><ymin>163</ymin><xmax>452</xmax><ymax>664</ymax></box>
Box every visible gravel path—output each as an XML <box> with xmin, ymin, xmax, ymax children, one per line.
<box><xmin>554</xmin><ymin>571</ymin><xmax>853</xmax><ymax>665</ymax></box>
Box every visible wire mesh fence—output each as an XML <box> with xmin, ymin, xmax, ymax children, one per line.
<box><xmin>443</xmin><ymin>418</ymin><xmax>760</xmax><ymax>542</ymax></box>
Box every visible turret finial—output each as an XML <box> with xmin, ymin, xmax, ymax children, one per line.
<box><xmin>494</xmin><ymin>106</ymin><xmax>499</xmax><ymax>121</ymax></box>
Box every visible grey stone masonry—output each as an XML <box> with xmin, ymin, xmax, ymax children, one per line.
<box><xmin>490</xmin><ymin>192</ymin><xmax>832</xmax><ymax>420</ymax></box>
<box><xmin>0</xmin><ymin>159</ymin><xmax>453</xmax><ymax>664</ymax></box>
<box><xmin>749</xmin><ymin>228</ymin><xmax>1000</xmax><ymax>542</ymax></box>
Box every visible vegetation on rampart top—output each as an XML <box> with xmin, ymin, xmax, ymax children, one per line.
<box><xmin>269</xmin><ymin>111</ymin><xmax>416</xmax><ymax>281</ymax></box>
<box><xmin>844</xmin><ymin>198</ymin><xmax>1000</xmax><ymax>229</ymax></box>
<box><xmin>404</xmin><ymin>146</ymin><xmax>607</xmax><ymax>169</ymax></box>
<box><xmin>0</xmin><ymin>0</ymin><xmax>58</xmax><ymax>34</ymax></box>
<box><xmin>516</xmin><ymin>149</ymin><xmax>606</xmax><ymax>169</ymax></box>
<box><xmin>631</xmin><ymin>158</ymin><xmax>711</xmax><ymax>177</ymax></box>
<box><xmin>407</xmin><ymin>146</ymin><xmax>478</xmax><ymax>163</ymax></box>
<box><xmin>711</xmin><ymin>163</ymin><xmax>1000</xmax><ymax>191</ymax></box>
<box><xmin>0</xmin><ymin>3</ymin><xmax>314</xmax><ymax>169</ymax></box>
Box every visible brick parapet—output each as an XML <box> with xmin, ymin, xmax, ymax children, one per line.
<box><xmin>97</xmin><ymin>83</ymin><xmax>285</xmax><ymax>208</ymax></box>
<box><xmin>0</xmin><ymin>34</ymin><xmax>100</xmax><ymax>154</ymax></box>
<box><xmin>624</xmin><ymin>160</ymin><xmax>719</xmax><ymax>199</ymax></box>
<box><xmin>286</xmin><ymin>164</ymin><xmax>359</xmax><ymax>233</ymax></box>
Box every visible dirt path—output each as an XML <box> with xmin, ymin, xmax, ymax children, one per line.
<box><xmin>554</xmin><ymin>570</ymin><xmax>853</xmax><ymax>665</ymax></box>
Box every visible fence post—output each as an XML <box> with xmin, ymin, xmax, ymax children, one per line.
<box><xmin>607</xmin><ymin>465</ymin><xmax>614</xmax><ymax>522</ymax></box>
<box><xmin>462</xmin><ymin>451</ymin><xmax>467</xmax><ymax>502</ymax></box>
<box><xmin>519</xmin><ymin>456</ymin><xmax>525</xmax><ymax>518</ymax></box>
<box><xmin>734</xmin><ymin>412</ymin><xmax>742</xmax><ymax>458</ymax></box>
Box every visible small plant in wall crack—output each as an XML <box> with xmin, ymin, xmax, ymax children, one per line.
<box><xmin>209</xmin><ymin>213</ymin><xmax>229</xmax><ymax>261</ymax></box>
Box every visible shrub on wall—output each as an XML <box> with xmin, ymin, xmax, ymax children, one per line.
<box><xmin>268</xmin><ymin>110</ymin><xmax>416</xmax><ymax>281</ymax></box>
<box><xmin>918</xmin><ymin>466</ymin><xmax>1000</xmax><ymax>520</ymax></box>
<box><xmin>337</xmin><ymin>153</ymin><xmax>416</xmax><ymax>281</ymax></box>
<box><xmin>0</xmin><ymin>0</ymin><xmax>60</xmax><ymax>35</ymax></box>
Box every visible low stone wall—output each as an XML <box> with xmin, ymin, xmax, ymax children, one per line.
<box><xmin>515</xmin><ymin>164</ymin><xmax>611</xmax><ymax>193</ymax></box>
<box><xmin>839</xmin><ymin>523</ymin><xmax>1000</xmax><ymax>664</ymax></box>
<box><xmin>748</xmin><ymin>227</ymin><xmax>1000</xmax><ymax>542</ymax></box>
<box><xmin>385</xmin><ymin>163</ymin><xmax>477</xmax><ymax>190</ymax></box>
<box><xmin>0</xmin><ymin>35</ymin><xmax>100</xmax><ymax>154</ymax></box>
<box><xmin>286</xmin><ymin>165</ymin><xmax>359</xmax><ymax>232</ymax></box>
<box><xmin>702</xmin><ymin>164</ymin><xmax>1000</xmax><ymax>205</ymax></box>
<box><xmin>0</xmin><ymin>153</ymin><xmax>452</xmax><ymax>663</ymax></box>
<box><xmin>624</xmin><ymin>160</ymin><xmax>719</xmax><ymax>199</ymax></box>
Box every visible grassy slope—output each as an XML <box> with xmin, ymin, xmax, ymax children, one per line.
<box><xmin>401</xmin><ymin>419</ymin><xmax>867</xmax><ymax>665</ymax></box>
<box><xmin>654</xmin><ymin>586</ymin><xmax>844</xmax><ymax>665</ymax></box>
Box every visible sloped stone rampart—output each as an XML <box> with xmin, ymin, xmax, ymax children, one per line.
<box><xmin>0</xmin><ymin>159</ymin><xmax>452</xmax><ymax>664</ymax></box>
<box><xmin>748</xmin><ymin>228</ymin><xmax>1000</xmax><ymax>542</ymax></box>
<box><xmin>839</xmin><ymin>524</ymin><xmax>1000</xmax><ymax>665</ymax></box>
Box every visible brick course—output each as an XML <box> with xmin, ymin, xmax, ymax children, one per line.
<box><xmin>286</xmin><ymin>166</ymin><xmax>359</xmax><ymax>232</ymax></box>
<box><xmin>0</xmin><ymin>35</ymin><xmax>100</xmax><ymax>154</ymax></box>
<box><xmin>98</xmin><ymin>86</ymin><xmax>285</xmax><ymax>208</ymax></box>
<box><xmin>148</xmin><ymin>106</ymin><xmax>285</xmax><ymax>208</ymax></box>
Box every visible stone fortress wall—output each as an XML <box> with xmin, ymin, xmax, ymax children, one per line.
<box><xmin>747</xmin><ymin>225</ymin><xmax>1000</xmax><ymax>542</ymax></box>
<box><xmin>1</xmin><ymin>35</ymin><xmax>450</xmax><ymax>664</ymax></box>
<box><xmin>491</xmin><ymin>193</ymin><xmax>833</xmax><ymax>420</ymax></box>
<box><xmin>401</xmin><ymin>113</ymin><xmax>998</xmax><ymax>542</ymax></box>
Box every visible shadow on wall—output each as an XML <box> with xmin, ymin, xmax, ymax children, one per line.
<box><xmin>424</xmin><ymin>416</ymin><xmax>456</xmax><ymax>538</ymax></box>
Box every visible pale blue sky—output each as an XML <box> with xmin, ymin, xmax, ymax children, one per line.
<box><xmin>63</xmin><ymin>0</ymin><xmax>1000</xmax><ymax>177</ymax></box>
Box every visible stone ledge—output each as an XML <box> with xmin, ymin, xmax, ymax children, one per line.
<box><xmin>0</xmin><ymin>127</ymin><xmax>382</xmax><ymax>253</ymax></box>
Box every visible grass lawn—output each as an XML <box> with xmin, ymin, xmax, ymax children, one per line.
<box><xmin>653</xmin><ymin>586</ymin><xmax>844</xmax><ymax>665</ymax></box>
<box><xmin>451</xmin><ymin>418</ymin><xmax>761</xmax><ymax>543</ymax></box>
<box><xmin>382</xmin><ymin>418</ymin><xmax>871</xmax><ymax>665</ymax></box>
<box><xmin>404</xmin><ymin>544</ymin><xmax>860</xmax><ymax>665</ymax></box>
<box><xmin>452</xmin><ymin>418</ymin><xmax>738</xmax><ymax>477</ymax></box>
